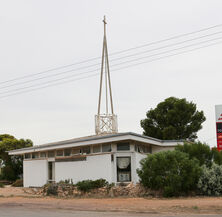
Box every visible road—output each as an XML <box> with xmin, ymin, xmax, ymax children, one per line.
<box><xmin>0</xmin><ymin>207</ymin><xmax>221</xmax><ymax>217</ymax></box>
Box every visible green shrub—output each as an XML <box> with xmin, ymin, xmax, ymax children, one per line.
<box><xmin>137</xmin><ymin>150</ymin><xmax>202</xmax><ymax>197</ymax></box>
<box><xmin>0</xmin><ymin>183</ymin><xmax>4</xmax><ymax>188</ymax></box>
<box><xmin>76</xmin><ymin>179</ymin><xmax>108</xmax><ymax>192</ymax></box>
<box><xmin>76</xmin><ymin>180</ymin><xmax>93</xmax><ymax>192</ymax></box>
<box><xmin>198</xmin><ymin>163</ymin><xmax>222</xmax><ymax>196</ymax></box>
<box><xmin>46</xmin><ymin>183</ymin><xmax>58</xmax><ymax>196</ymax></box>
<box><xmin>212</xmin><ymin>148</ymin><xmax>222</xmax><ymax>165</ymax></box>
<box><xmin>11</xmin><ymin>179</ymin><xmax>23</xmax><ymax>187</ymax></box>
<box><xmin>91</xmin><ymin>179</ymin><xmax>108</xmax><ymax>188</ymax></box>
<box><xmin>176</xmin><ymin>141</ymin><xmax>212</xmax><ymax>167</ymax></box>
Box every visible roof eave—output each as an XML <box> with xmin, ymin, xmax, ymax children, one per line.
<box><xmin>8</xmin><ymin>132</ymin><xmax>183</xmax><ymax>155</ymax></box>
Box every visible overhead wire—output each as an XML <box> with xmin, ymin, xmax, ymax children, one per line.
<box><xmin>0</xmin><ymin>39</ymin><xmax>222</xmax><ymax>99</ymax></box>
<box><xmin>1</xmin><ymin>35</ymin><xmax>222</xmax><ymax>95</ymax></box>
<box><xmin>1</xmin><ymin>31</ymin><xmax>222</xmax><ymax>90</ymax></box>
<box><xmin>1</xmin><ymin>23</ymin><xmax>222</xmax><ymax>85</ymax></box>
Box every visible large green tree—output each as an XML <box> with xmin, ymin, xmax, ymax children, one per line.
<box><xmin>140</xmin><ymin>97</ymin><xmax>206</xmax><ymax>140</ymax></box>
<box><xmin>176</xmin><ymin>141</ymin><xmax>212</xmax><ymax>167</ymax></box>
<box><xmin>0</xmin><ymin>134</ymin><xmax>33</xmax><ymax>181</ymax></box>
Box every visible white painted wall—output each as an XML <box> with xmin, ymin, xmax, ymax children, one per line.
<box><xmin>55</xmin><ymin>154</ymin><xmax>113</xmax><ymax>183</ymax></box>
<box><xmin>23</xmin><ymin>159</ymin><xmax>48</xmax><ymax>187</ymax></box>
<box><xmin>134</xmin><ymin>152</ymin><xmax>147</xmax><ymax>183</ymax></box>
<box><xmin>22</xmin><ymin>144</ymin><xmax>177</xmax><ymax>187</ymax></box>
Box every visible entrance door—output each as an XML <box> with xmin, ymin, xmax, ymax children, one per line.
<box><xmin>117</xmin><ymin>157</ymin><xmax>131</xmax><ymax>182</ymax></box>
<box><xmin>48</xmin><ymin>162</ymin><xmax>55</xmax><ymax>182</ymax></box>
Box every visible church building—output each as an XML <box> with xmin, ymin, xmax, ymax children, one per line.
<box><xmin>8</xmin><ymin>17</ymin><xmax>183</xmax><ymax>187</ymax></box>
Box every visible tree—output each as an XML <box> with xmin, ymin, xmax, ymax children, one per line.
<box><xmin>0</xmin><ymin>134</ymin><xmax>33</xmax><ymax>181</ymax></box>
<box><xmin>140</xmin><ymin>97</ymin><xmax>206</xmax><ymax>140</ymax></box>
<box><xmin>137</xmin><ymin>150</ymin><xmax>202</xmax><ymax>197</ymax></box>
<box><xmin>175</xmin><ymin>141</ymin><xmax>212</xmax><ymax>167</ymax></box>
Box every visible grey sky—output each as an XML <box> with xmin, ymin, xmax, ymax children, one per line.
<box><xmin>0</xmin><ymin>0</ymin><xmax>221</xmax><ymax>146</ymax></box>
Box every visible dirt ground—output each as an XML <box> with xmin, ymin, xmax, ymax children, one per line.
<box><xmin>1</xmin><ymin>187</ymin><xmax>222</xmax><ymax>214</ymax></box>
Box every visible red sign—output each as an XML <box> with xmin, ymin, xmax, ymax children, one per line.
<box><xmin>216</xmin><ymin>122</ymin><xmax>222</xmax><ymax>151</ymax></box>
<box><xmin>216</xmin><ymin>105</ymin><xmax>222</xmax><ymax>151</ymax></box>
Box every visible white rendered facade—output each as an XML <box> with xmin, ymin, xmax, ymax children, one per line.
<box><xmin>9</xmin><ymin>132</ymin><xmax>183</xmax><ymax>187</ymax></box>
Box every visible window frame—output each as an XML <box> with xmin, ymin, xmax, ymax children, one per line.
<box><xmin>102</xmin><ymin>144</ymin><xmax>112</xmax><ymax>152</ymax></box>
<box><xmin>24</xmin><ymin>153</ymin><xmax>31</xmax><ymax>159</ymax></box>
<box><xmin>92</xmin><ymin>144</ymin><xmax>101</xmax><ymax>153</ymax></box>
<box><xmin>64</xmin><ymin>148</ymin><xmax>72</xmax><ymax>156</ymax></box>
<box><xmin>56</xmin><ymin>149</ymin><xmax>64</xmax><ymax>157</ymax></box>
<box><xmin>32</xmin><ymin>152</ymin><xmax>39</xmax><ymax>159</ymax></box>
<box><xmin>40</xmin><ymin>152</ymin><xmax>47</xmax><ymax>158</ymax></box>
<box><xmin>72</xmin><ymin>147</ymin><xmax>81</xmax><ymax>155</ymax></box>
<box><xmin>117</xmin><ymin>142</ymin><xmax>130</xmax><ymax>151</ymax></box>
<box><xmin>81</xmin><ymin>146</ymin><xmax>90</xmax><ymax>154</ymax></box>
<box><xmin>48</xmin><ymin>151</ymin><xmax>55</xmax><ymax>158</ymax></box>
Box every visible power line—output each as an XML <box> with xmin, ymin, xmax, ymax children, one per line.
<box><xmin>108</xmin><ymin>24</ymin><xmax>222</xmax><ymax>55</ymax></box>
<box><xmin>1</xmin><ymin>36</ymin><xmax>222</xmax><ymax>95</ymax></box>
<box><xmin>1</xmin><ymin>31</ymin><xmax>222</xmax><ymax>90</ymax></box>
<box><xmin>1</xmin><ymin>23</ymin><xmax>222</xmax><ymax>85</ymax></box>
<box><xmin>110</xmin><ymin>30</ymin><xmax>222</xmax><ymax>62</ymax></box>
<box><xmin>0</xmin><ymin>39</ymin><xmax>221</xmax><ymax>99</ymax></box>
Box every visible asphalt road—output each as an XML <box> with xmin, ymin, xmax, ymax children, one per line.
<box><xmin>0</xmin><ymin>207</ymin><xmax>222</xmax><ymax>217</ymax></box>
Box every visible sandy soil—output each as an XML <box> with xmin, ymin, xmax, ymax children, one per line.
<box><xmin>0</xmin><ymin>187</ymin><xmax>222</xmax><ymax>214</ymax></box>
<box><xmin>0</xmin><ymin>186</ymin><xmax>34</xmax><ymax>197</ymax></box>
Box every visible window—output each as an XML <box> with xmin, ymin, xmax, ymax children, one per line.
<box><xmin>72</xmin><ymin>148</ymin><xmax>81</xmax><ymax>155</ymax></box>
<box><xmin>40</xmin><ymin>152</ymin><xmax>46</xmax><ymax>158</ymax></box>
<box><xmin>117</xmin><ymin>157</ymin><xmax>131</xmax><ymax>182</ymax></box>
<box><xmin>102</xmin><ymin>144</ymin><xmax>111</xmax><ymax>152</ymax></box>
<box><xmin>135</xmin><ymin>144</ymin><xmax>151</xmax><ymax>153</ymax></box>
<box><xmin>56</xmin><ymin>156</ymin><xmax>86</xmax><ymax>162</ymax></box>
<box><xmin>32</xmin><ymin>152</ymin><xmax>39</xmax><ymax>159</ymax></box>
<box><xmin>64</xmin><ymin>149</ymin><xmax>71</xmax><ymax>156</ymax></box>
<box><xmin>93</xmin><ymin>145</ymin><xmax>101</xmax><ymax>153</ymax></box>
<box><xmin>56</xmin><ymin>150</ymin><xmax>64</xmax><ymax>157</ymax></box>
<box><xmin>117</xmin><ymin>142</ymin><xmax>130</xmax><ymax>151</ymax></box>
<box><xmin>48</xmin><ymin>151</ymin><xmax>55</xmax><ymax>158</ymax></box>
<box><xmin>24</xmin><ymin>153</ymin><xmax>31</xmax><ymax>159</ymax></box>
<box><xmin>81</xmin><ymin>146</ymin><xmax>90</xmax><ymax>154</ymax></box>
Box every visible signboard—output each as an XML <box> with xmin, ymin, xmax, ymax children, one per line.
<box><xmin>215</xmin><ymin>105</ymin><xmax>222</xmax><ymax>151</ymax></box>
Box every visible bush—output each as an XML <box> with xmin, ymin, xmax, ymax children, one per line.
<box><xmin>198</xmin><ymin>163</ymin><xmax>222</xmax><ymax>196</ymax></box>
<box><xmin>0</xmin><ymin>183</ymin><xmax>4</xmax><ymax>188</ymax></box>
<box><xmin>137</xmin><ymin>150</ymin><xmax>202</xmax><ymax>197</ymax></box>
<box><xmin>176</xmin><ymin>141</ymin><xmax>212</xmax><ymax>167</ymax></box>
<box><xmin>91</xmin><ymin>179</ymin><xmax>108</xmax><ymax>188</ymax></box>
<box><xmin>46</xmin><ymin>183</ymin><xmax>58</xmax><ymax>196</ymax></box>
<box><xmin>212</xmin><ymin>148</ymin><xmax>222</xmax><ymax>165</ymax></box>
<box><xmin>11</xmin><ymin>179</ymin><xmax>23</xmax><ymax>187</ymax></box>
<box><xmin>76</xmin><ymin>179</ymin><xmax>108</xmax><ymax>192</ymax></box>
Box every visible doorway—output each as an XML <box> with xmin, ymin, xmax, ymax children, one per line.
<box><xmin>48</xmin><ymin>162</ymin><xmax>55</xmax><ymax>182</ymax></box>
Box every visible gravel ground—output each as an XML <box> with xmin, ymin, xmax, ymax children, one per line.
<box><xmin>0</xmin><ymin>187</ymin><xmax>222</xmax><ymax>215</ymax></box>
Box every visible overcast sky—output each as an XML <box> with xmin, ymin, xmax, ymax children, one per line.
<box><xmin>0</xmin><ymin>0</ymin><xmax>222</xmax><ymax>146</ymax></box>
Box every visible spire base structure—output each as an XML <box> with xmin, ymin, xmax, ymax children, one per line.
<box><xmin>95</xmin><ymin>16</ymin><xmax>118</xmax><ymax>135</ymax></box>
<box><xmin>95</xmin><ymin>114</ymin><xmax>118</xmax><ymax>135</ymax></box>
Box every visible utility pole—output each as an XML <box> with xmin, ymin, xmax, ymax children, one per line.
<box><xmin>95</xmin><ymin>16</ymin><xmax>118</xmax><ymax>135</ymax></box>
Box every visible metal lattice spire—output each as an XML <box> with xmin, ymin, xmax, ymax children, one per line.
<box><xmin>95</xmin><ymin>16</ymin><xmax>118</xmax><ymax>135</ymax></box>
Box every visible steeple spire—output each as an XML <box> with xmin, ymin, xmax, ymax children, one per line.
<box><xmin>95</xmin><ymin>16</ymin><xmax>118</xmax><ymax>135</ymax></box>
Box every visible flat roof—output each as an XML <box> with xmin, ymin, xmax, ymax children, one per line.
<box><xmin>8</xmin><ymin>132</ymin><xmax>184</xmax><ymax>155</ymax></box>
